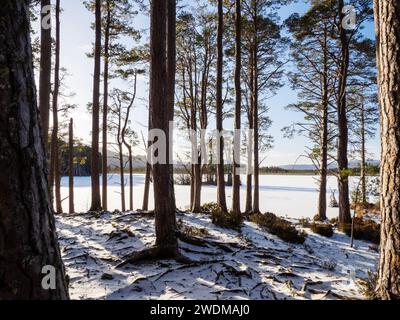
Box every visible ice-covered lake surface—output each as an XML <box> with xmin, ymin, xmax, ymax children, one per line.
<box><xmin>60</xmin><ymin>174</ymin><xmax>363</xmax><ymax>219</ymax></box>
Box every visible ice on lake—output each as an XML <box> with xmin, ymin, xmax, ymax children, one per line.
<box><xmin>60</xmin><ymin>174</ymin><xmax>363</xmax><ymax>219</ymax></box>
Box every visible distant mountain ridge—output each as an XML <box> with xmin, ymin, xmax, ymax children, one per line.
<box><xmin>278</xmin><ymin>160</ymin><xmax>380</xmax><ymax>171</ymax></box>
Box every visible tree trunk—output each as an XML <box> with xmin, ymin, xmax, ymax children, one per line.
<box><xmin>192</xmin><ymin>162</ymin><xmax>202</xmax><ymax>212</ymax></box>
<box><xmin>0</xmin><ymin>0</ymin><xmax>69</xmax><ymax>299</ymax></box>
<box><xmin>245</xmin><ymin>48</ymin><xmax>254</xmax><ymax>214</ymax></box>
<box><xmin>150</xmin><ymin>0</ymin><xmax>178</xmax><ymax>253</ymax></box>
<box><xmin>142</xmin><ymin>162</ymin><xmax>151</xmax><ymax>211</ymax></box>
<box><xmin>253</xmin><ymin>42</ymin><xmax>260</xmax><ymax>214</ymax></box>
<box><xmin>373</xmin><ymin>0</ymin><xmax>400</xmax><ymax>300</ymax></box>
<box><xmin>360</xmin><ymin>97</ymin><xmax>367</xmax><ymax>206</ymax></box>
<box><xmin>90</xmin><ymin>0</ymin><xmax>102</xmax><ymax>212</ymax></box>
<box><xmin>118</xmin><ymin>142</ymin><xmax>126</xmax><ymax>212</ymax></box>
<box><xmin>232</xmin><ymin>0</ymin><xmax>242</xmax><ymax>216</ymax></box>
<box><xmin>216</xmin><ymin>0</ymin><xmax>227</xmax><ymax>212</ymax></box>
<box><xmin>167</xmin><ymin>0</ymin><xmax>177</xmax><ymax>208</ymax></box>
<box><xmin>102</xmin><ymin>0</ymin><xmax>111</xmax><ymax>212</ymax></box>
<box><xmin>122</xmin><ymin>73</ymin><xmax>137</xmax><ymax>212</ymax></box>
<box><xmin>317</xmin><ymin>28</ymin><xmax>329</xmax><ymax>221</ymax></box>
<box><xmin>127</xmin><ymin>147</ymin><xmax>133</xmax><ymax>211</ymax></box>
<box><xmin>50</xmin><ymin>0</ymin><xmax>62</xmax><ymax>214</ymax></box>
<box><xmin>69</xmin><ymin>118</ymin><xmax>75</xmax><ymax>214</ymax></box>
<box><xmin>143</xmin><ymin>108</ymin><xmax>151</xmax><ymax>212</ymax></box>
<box><xmin>39</xmin><ymin>0</ymin><xmax>51</xmax><ymax>147</ymax></box>
<box><xmin>337</xmin><ymin>0</ymin><xmax>351</xmax><ymax>224</ymax></box>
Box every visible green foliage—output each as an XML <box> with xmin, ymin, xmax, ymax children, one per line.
<box><xmin>250</xmin><ymin>213</ymin><xmax>307</xmax><ymax>244</ymax></box>
<box><xmin>339</xmin><ymin>218</ymin><xmax>380</xmax><ymax>245</ymax></box>
<box><xmin>211</xmin><ymin>207</ymin><xmax>243</xmax><ymax>231</ymax></box>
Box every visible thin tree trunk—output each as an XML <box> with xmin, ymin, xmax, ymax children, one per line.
<box><xmin>69</xmin><ymin>118</ymin><xmax>75</xmax><ymax>214</ymax></box>
<box><xmin>360</xmin><ymin>96</ymin><xmax>367</xmax><ymax>206</ymax></box>
<box><xmin>245</xmin><ymin>48</ymin><xmax>254</xmax><ymax>214</ymax></box>
<box><xmin>39</xmin><ymin>0</ymin><xmax>51</xmax><ymax>147</ymax></box>
<box><xmin>142</xmin><ymin>162</ymin><xmax>151</xmax><ymax>211</ymax></box>
<box><xmin>373</xmin><ymin>0</ymin><xmax>400</xmax><ymax>300</ymax></box>
<box><xmin>253</xmin><ymin>42</ymin><xmax>260</xmax><ymax>214</ymax></box>
<box><xmin>122</xmin><ymin>73</ymin><xmax>137</xmax><ymax>212</ymax></box>
<box><xmin>317</xmin><ymin>28</ymin><xmax>329</xmax><ymax>221</ymax></box>
<box><xmin>90</xmin><ymin>0</ymin><xmax>102</xmax><ymax>212</ymax></box>
<box><xmin>337</xmin><ymin>0</ymin><xmax>351</xmax><ymax>224</ymax></box>
<box><xmin>102</xmin><ymin>0</ymin><xmax>111</xmax><ymax>212</ymax></box>
<box><xmin>150</xmin><ymin>0</ymin><xmax>178</xmax><ymax>253</ymax></box>
<box><xmin>0</xmin><ymin>0</ymin><xmax>69</xmax><ymax>299</ymax></box>
<box><xmin>143</xmin><ymin>109</ymin><xmax>151</xmax><ymax>212</ymax></box>
<box><xmin>117</xmin><ymin>107</ymin><xmax>126</xmax><ymax>212</ymax></box>
<box><xmin>216</xmin><ymin>0</ymin><xmax>227</xmax><ymax>212</ymax></box>
<box><xmin>50</xmin><ymin>0</ymin><xmax>62</xmax><ymax>214</ymax></box>
<box><xmin>118</xmin><ymin>143</ymin><xmax>126</xmax><ymax>212</ymax></box>
<box><xmin>232</xmin><ymin>0</ymin><xmax>242</xmax><ymax>215</ymax></box>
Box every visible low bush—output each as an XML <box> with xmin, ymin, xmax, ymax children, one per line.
<box><xmin>211</xmin><ymin>207</ymin><xmax>243</xmax><ymax>231</ymax></box>
<box><xmin>177</xmin><ymin>219</ymin><xmax>210</xmax><ymax>238</ymax></box>
<box><xmin>300</xmin><ymin>219</ymin><xmax>334</xmax><ymax>238</ymax></box>
<box><xmin>251</xmin><ymin>212</ymin><xmax>307</xmax><ymax>244</ymax></box>
<box><xmin>201</xmin><ymin>202</ymin><xmax>219</xmax><ymax>214</ymax></box>
<box><xmin>339</xmin><ymin>218</ymin><xmax>380</xmax><ymax>245</ymax></box>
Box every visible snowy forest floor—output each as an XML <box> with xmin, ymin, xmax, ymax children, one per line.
<box><xmin>56</xmin><ymin>211</ymin><xmax>379</xmax><ymax>300</ymax></box>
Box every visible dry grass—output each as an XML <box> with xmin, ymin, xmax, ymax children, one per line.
<box><xmin>357</xmin><ymin>271</ymin><xmax>378</xmax><ymax>300</ymax></box>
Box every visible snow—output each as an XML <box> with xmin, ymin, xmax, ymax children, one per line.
<box><xmin>60</xmin><ymin>174</ymin><xmax>364</xmax><ymax>219</ymax></box>
<box><xmin>56</xmin><ymin>211</ymin><xmax>379</xmax><ymax>300</ymax></box>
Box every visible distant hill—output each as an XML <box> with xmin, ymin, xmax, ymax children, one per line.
<box><xmin>278</xmin><ymin>160</ymin><xmax>380</xmax><ymax>172</ymax></box>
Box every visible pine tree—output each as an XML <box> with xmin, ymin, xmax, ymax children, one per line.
<box><xmin>0</xmin><ymin>0</ymin><xmax>69</xmax><ymax>299</ymax></box>
<box><xmin>373</xmin><ymin>0</ymin><xmax>400</xmax><ymax>300</ymax></box>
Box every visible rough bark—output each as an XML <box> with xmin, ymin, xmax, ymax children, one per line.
<box><xmin>337</xmin><ymin>0</ymin><xmax>351</xmax><ymax>224</ymax></box>
<box><xmin>373</xmin><ymin>0</ymin><xmax>400</xmax><ymax>300</ymax></box>
<box><xmin>0</xmin><ymin>0</ymin><xmax>69</xmax><ymax>299</ymax></box>
<box><xmin>216</xmin><ymin>0</ymin><xmax>227</xmax><ymax>212</ymax></box>
<box><xmin>39</xmin><ymin>0</ymin><xmax>51</xmax><ymax>146</ymax></box>
<box><xmin>90</xmin><ymin>0</ymin><xmax>102</xmax><ymax>212</ymax></box>
<box><xmin>102</xmin><ymin>0</ymin><xmax>111</xmax><ymax>212</ymax></box>
<box><xmin>69</xmin><ymin>118</ymin><xmax>75</xmax><ymax>214</ymax></box>
<box><xmin>150</xmin><ymin>0</ymin><xmax>178</xmax><ymax>251</ymax></box>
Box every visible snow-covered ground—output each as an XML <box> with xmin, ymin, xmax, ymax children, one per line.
<box><xmin>60</xmin><ymin>174</ymin><xmax>364</xmax><ymax>219</ymax></box>
<box><xmin>57</xmin><ymin>211</ymin><xmax>379</xmax><ymax>300</ymax></box>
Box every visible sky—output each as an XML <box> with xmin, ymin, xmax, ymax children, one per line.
<box><xmin>33</xmin><ymin>0</ymin><xmax>380</xmax><ymax>167</ymax></box>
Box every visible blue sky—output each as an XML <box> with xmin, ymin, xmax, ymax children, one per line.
<box><xmin>35</xmin><ymin>0</ymin><xmax>380</xmax><ymax>166</ymax></box>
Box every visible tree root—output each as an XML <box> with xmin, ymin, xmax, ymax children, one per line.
<box><xmin>115</xmin><ymin>245</ymin><xmax>193</xmax><ymax>268</ymax></box>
